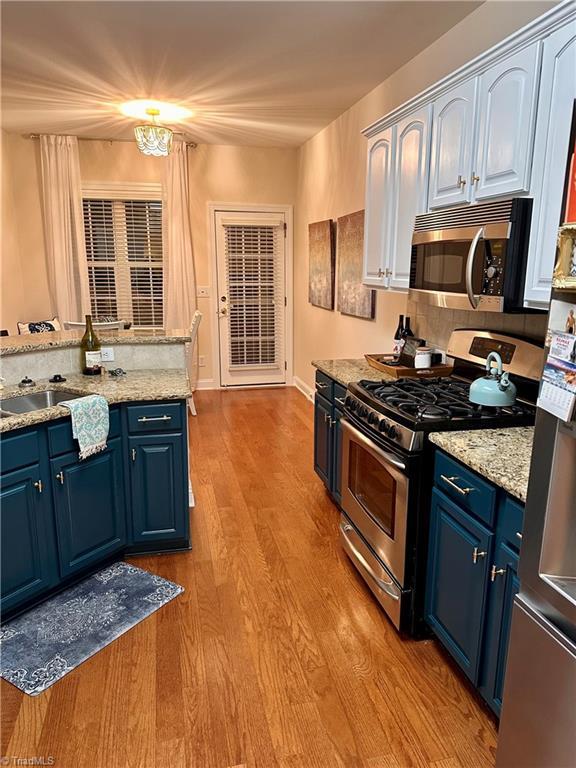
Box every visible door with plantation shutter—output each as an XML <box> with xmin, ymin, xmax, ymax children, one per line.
<box><xmin>215</xmin><ymin>211</ymin><xmax>286</xmax><ymax>386</ymax></box>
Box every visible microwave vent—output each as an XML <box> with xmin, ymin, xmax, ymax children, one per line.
<box><xmin>414</xmin><ymin>199</ymin><xmax>515</xmax><ymax>232</ymax></box>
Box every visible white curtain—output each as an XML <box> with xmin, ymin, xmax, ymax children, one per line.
<box><xmin>39</xmin><ymin>135</ymin><xmax>90</xmax><ymax>322</ymax></box>
<box><xmin>162</xmin><ymin>140</ymin><xmax>198</xmax><ymax>383</ymax></box>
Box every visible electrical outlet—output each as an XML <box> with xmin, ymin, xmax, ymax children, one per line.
<box><xmin>198</xmin><ymin>355</ymin><xmax>206</xmax><ymax>367</ymax></box>
<box><xmin>196</xmin><ymin>286</ymin><xmax>210</xmax><ymax>298</ymax></box>
<box><xmin>101</xmin><ymin>347</ymin><xmax>115</xmax><ymax>362</ymax></box>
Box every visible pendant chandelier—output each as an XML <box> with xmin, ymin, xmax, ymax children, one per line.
<box><xmin>134</xmin><ymin>108</ymin><xmax>173</xmax><ymax>156</ymax></box>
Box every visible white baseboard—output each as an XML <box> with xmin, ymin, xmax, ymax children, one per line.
<box><xmin>196</xmin><ymin>378</ymin><xmax>217</xmax><ymax>390</ymax></box>
<box><xmin>293</xmin><ymin>375</ymin><xmax>314</xmax><ymax>401</ymax></box>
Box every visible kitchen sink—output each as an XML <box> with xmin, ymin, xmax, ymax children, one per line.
<box><xmin>0</xmin><ymin>389</ymin><xmax>84</xmax><ymax>415</ymax></box>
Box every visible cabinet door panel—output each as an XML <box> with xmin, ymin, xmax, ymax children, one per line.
<box><xmin>314</xmin><ymin>395</ymin><xmax>332</xmax><ymax>488</ymax></box>
<box><xmin>429</xmin><ymin>79</ymin><xmax>476</xmax><ymax>208</ymax></box>
<box><xmin>1</xmin><ymin>464</ymin><xmax>58</xmax><ymax>611</ymax></box>
<box><xmin>426</xmin><ymin>488</ymin><xmax>493</xmax><ymax>683</ymax></box>
<box><xmin>390</xmin><ymin>106</ymin><xmax>431</xmax><ymax>290</ymax></box>
<box><xmin>51</xmin><ymin>437</ymin><xmax>126</xmax><ymax>577</ymax></box>
<box><xmin>524</xmin><ymin>26</ymin><xmax>576</xmax><ymax>306</ymax></box>
<box><xmin>479</xmin><ymin>540</ymin><xmax>520</xmax><ymax>716</ymax></box>
<box><xmin>129</xmin><ymin>433</ymin><xmax>187</xmax><ymax>543</ymax></box>
<box><xmin>474</xmin><ymin>43</ymin><xmax>540</xmax><ymax>200</ymax></box>
<box><xmin>363</xmin><ymin>127</ymin><xmax>395</xmax><ymax>287</ymax></box>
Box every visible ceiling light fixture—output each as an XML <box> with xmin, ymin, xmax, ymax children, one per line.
<box><xmin>134</xmin><ymin>107</ymin><xmax>173</xmax><ymax>157</ymax></box>
<box><xmin>120</xmin><ymin>99</ymin><xmax>193</xmax><ymax>122</ymax></box>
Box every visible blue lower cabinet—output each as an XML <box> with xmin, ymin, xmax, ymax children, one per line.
<box><xmin>0</xmin><ymin>464</ymin><xmax>58</xmax><ymax>613</ymax></box>
<box><xmin>51</xmin><ymin>437</ymin><xmax>126</xmax><ymax>578</ymax></box>
<box><xmin>478</xmin><ymin>539</ymin><xmax>520</xmax><ymax>715</ymax></box>
<box><xmin>426</xmin><ymin>488</ymin><xmax>493</xmax><ymax>684</ymax></box>
<box><xmin>314</xmin><ymin>394</ymin><xmax>332</xmax><ymax>488</ymax></box>
<box><xmin>129</xmin><ymin>433</ymin><xmax>188</xmax><ymax>545</ymax></box>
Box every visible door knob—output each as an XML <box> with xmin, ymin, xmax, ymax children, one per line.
<box><xmin>491</xmin><ymin>565</ymin><xmax>506</xmax><ymax>582</ymax></box>
<box><xmin>457</xmin><ymin>175</ymin><xmax>467</xmax><ymax>188</ymax></box>
<box><xmin>472</xmin><ymin>547</ymin><xmax>487</xmax><ymax>564</ymax></box>
<box><xmin>34</xmin><ymin>480</ymin><xmax>43</xmax><ymax>493</ymax></box>
<box><xmin>55</xmin><ymin>471</ymin><xmax>64</xmax><ymax>485</ymax></box>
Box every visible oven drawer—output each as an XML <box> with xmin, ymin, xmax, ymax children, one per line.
<box><xmin>434</xmin><ymin>451</ymin><xmax>496</xmax><ymax>527</ymax></box>
<box><xmin>340</xmin><ymin>516</ymin><xmax>403</xmax><ymax>630</ymax></box>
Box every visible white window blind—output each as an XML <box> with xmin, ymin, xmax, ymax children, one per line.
<box><xmin>82</xmin><ymin>198</ymin><xmax>163</xmax><ymax>328</ymax></box>
<box><xmin>224</xmin><ymin>222</ymin><xmax>284</xmax><ymax>369</ymax></box>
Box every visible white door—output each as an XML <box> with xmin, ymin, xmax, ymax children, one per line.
<box><xmin>428</xmin><ymin>79</ymin><xmax>477</xmax><ymax>208</ymax></box>
<box><xmin>389</xmin><ymin>105</ymin><xmax>431</xmax><ymax>291</ymax></box>
<box><xmin>524</xmin><ymin>24</ymin><xmax>576</xmax><ymax>306</ymax></box>
<box><xmin>474</xmin><ymin>43</ymin><xmax>540</xmax><ymax>200</ymax></box>
<box><xmin>362</xmin><ymin>127</ymin><xmax>396</xmax><ymax>287</ymax></box>
<box><xmin>215</xmin><ymin>211</ymin><xmax>286</xmax><ymax>386</ymax></box>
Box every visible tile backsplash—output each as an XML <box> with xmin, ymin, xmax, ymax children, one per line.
<box><xmin>407</xmin><ymin>300</ymin><xmax>548</xmax><ymax>351</ymax></box>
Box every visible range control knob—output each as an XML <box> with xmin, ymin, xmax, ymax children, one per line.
<box><xmin>486</xmin><ymin>265</ymin><xmax>499</xmax><ymax>280</ymax></box>
<box><xmin>378</xmin><ymin>420</ymin><xmax>389</xmax><ymax>434</ymax></box>
<box><xmin>368</xmin><ymin>412</ymin><xmax>378</xmax><ymax>425</ymax></box>
<box><xmin>358</xmin><ymin>406</ymin><xmax>367</xmax><ymax>418</ymax></box>
<box><xmin>388</xmin><ymin>426</ymin><xmax>398</xmax><ymax>440</ymax></box>
<box><xmin>345</xmin><ymin>396</ymin><xmax>353</xmax><ymax>408</ymax></box>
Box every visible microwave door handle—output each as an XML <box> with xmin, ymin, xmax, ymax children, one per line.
<box><xmin>465</xmin><ymin>226</ymin><xmax>485</xmax><ymax>310</ymax></box>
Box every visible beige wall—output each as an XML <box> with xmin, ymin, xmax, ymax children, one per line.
<box><xmin>1</xmin><ymin>131</ymin><xmax>53</xmax><ymax>334</ymax></box>
<box><xmin>293</xmin><ymin>1</ymin><xmax>554</xmax><ymax>389</ymax></box>
<box><xmin>1</xmin><ymin>139</ymin><xmax>296</xmax><ymax>381</ymax></box>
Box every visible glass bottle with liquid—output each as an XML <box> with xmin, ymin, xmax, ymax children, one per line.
<box><xmin>81</xmin><ymin>315</ymin><xmax>102</xmax><ymax>375</ymax></box>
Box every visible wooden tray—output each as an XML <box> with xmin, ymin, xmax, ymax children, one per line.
<box><xmin>365</xmin><ymin>354</ymin><xmax>453</xmax><ymax>379</ymax></box>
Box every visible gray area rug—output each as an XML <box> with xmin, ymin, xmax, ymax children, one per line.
<box><xmin>0</xmin><ymin>561</ymin><xmax>184</xmax><ymax>695</ymax></box>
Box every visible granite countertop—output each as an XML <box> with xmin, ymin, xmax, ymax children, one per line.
<box><xmin>0</xmin><ymin>328</ymin><xmax>192</xmax><ymax>356</ymax></box>
<box><xmin>0</xmin><ymin>369</ymin><xmax>191</xmax><ymax>433</ymax></box>
<box><xmin>429</xmin><ymin>427</ymin><xmax>535</xmax><ymax>502</ymax></box>
<box><xmin>312</xmin><ymin>358</ymin><xmax>394</xmax><ymax>387</ymax></box>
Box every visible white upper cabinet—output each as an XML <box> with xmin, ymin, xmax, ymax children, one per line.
<box><xmin>428</xmin><ymin>79</ymin><xmax>477</xmax><ymax>208</ymax></box>
<box><xmin>474</xmin><ymin>43</ymin><xmax>541</xmax><ymax>200</ymax></box>
<box><xmin>524</xmin><ymin>24</ymin><xmax>576</xmax><ymax>306</ymax></box>
<box><xmin>389</xmin><ymin>106</ymin><xmax>431</xmax><ymax>290</ymax></box>
<box><xmin>363</xmin><ymin>127</ymin><xmax>395</xmax><ymax>288</ymax></box>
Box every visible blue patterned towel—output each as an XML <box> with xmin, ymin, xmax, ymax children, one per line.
<box><xmin>60</xmin><ymin>394</ymin><xmax>109</xmax><ymax>460</ymax></box>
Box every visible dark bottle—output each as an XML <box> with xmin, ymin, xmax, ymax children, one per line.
<box><xmin>81</xmin><ymin>315</ymin><xmax>102</xmax><ymax>375</ymax></box>
<box><xmin>403</xmin><ymin>316</ymin><xmax>415</xmax><ymax>337</ymax></box>
<box><xmin>393</xmin><ymin>314</ymin><xmax>405</xmax><ymax>355</ymax></box>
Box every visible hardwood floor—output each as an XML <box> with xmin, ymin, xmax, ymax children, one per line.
<box><xmin>1</xmin><ymin>387</ymin><xmax>498</xmax><ymax>767</ymax></box>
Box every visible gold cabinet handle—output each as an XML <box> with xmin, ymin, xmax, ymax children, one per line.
<box><xmin>440</xmin><ymin>474</ymin><xmax>473</xmax><ymax>495</ymax></box>
<box><xmin>34</xmin><ymin>480</ymin><xmax>43</xmax><ymax>494</ymax></box>
<box><xmin>377</xmin><ymin>268</ymin><xmax>384</xmax><ymax>278</ymax></box>
<box><xmin>471</xmin><ymin>173</ymin><xmax>480</xmax><ymax>185</ymax></box>
<box><xmin>473</xmin><ymin>547</ymin><xmax>487</xmax><ymax>564</ymax></box>
<box><xmin>55</xmin><ymin>471</ymin><xmax>64</xmax><ymax>485</ymax></box>
<box><xmin>457</xmin><ymin>174</ymin><xmax>467</xmax><ymax>187</ymax></box>
<box><xmin>491</xmin><ymin>565</ymin><xmax>506</xmax><ymax>582</ymax></box>
<box><xmin>131</xmin><ymin>448</ymin><xmax>137</xmax><ymax>462</ymax></box>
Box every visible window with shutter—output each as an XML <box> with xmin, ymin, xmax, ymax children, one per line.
<box><xmin>82</xmin><ymin>197</ymin><xmax>163</xmax><ymax>328</ymax></box>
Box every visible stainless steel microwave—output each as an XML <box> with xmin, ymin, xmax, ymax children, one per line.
<box><xmin>409</xmin><ymin>198</ymin><xmax>533</xmax><ymax>312</ymax></box>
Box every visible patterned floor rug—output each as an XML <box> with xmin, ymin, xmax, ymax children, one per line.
<box><xmin>0</xmin><ymin>562</ymin><xmax>184</xmax><ymax>696</ymax></box>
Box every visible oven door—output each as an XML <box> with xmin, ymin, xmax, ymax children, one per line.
<box><xmin>340</xmin><ymin>418</ymin><xmax>408</xmax><ymax>586</ymax></box>
<box><xmin>409</xmin><ymin>224</ymin><xmax>509</xmax><ymax>311</ymax></box>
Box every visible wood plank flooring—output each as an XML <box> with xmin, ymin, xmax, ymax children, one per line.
<box><xmin>1</xmin><ymin>387</ymin><xmax>498</xmax><ymax>767</ymax></box>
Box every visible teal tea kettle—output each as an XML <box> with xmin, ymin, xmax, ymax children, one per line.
<box><xmin>469</xmin><ymin>351</ymin><xmax>517</xmax><ymax>407</ymax></box>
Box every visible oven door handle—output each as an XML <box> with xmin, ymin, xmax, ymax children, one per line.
<box><xmin>340</xmin><ymin>522</ymin><xmax>400</xmax><ymax>600</ymax></box>
<box><xmin>465</xmin><ymin>226</ymin><xmax>484</xmax><ymax>310</ymax></box>
<box><xmin>341</xmin><ymin>418</ymin><xmax>407</xmax><ymax>472</ymax></box>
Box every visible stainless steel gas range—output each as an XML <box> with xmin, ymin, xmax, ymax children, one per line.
<box><xmin>339</xmin><ymin>329</ymin><xmax>544</xmax><ymax>636</ymax></box>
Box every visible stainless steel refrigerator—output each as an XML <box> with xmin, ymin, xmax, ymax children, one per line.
<box><xmin>496</xmin><ymin>408</ymin><xmax>576</xmax><ymax>767</ymax></box>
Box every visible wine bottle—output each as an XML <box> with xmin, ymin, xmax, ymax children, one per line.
<box><xmin>403</xmin><ymin>316</ymin><xmax>415</xmax><ymax>337</ymax></box>
<box><xmin>392</xmin><ymin>314</ymin><xmax>405</xmax><ymax>356</ymax></box>
<box><xmin>81</xmin><ymin>315</ymin><xmax>102</xmax><ymax>376</ymax></box>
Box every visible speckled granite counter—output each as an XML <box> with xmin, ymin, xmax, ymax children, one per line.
<box><xmin>429</xmin><ymin>427</ymin><xmax>534</xmax><ymax>502</ymax></box>
<box><xmin>0</xmin><ymin>369</ymin><xmax>191</xmax><ymax>433</ymax></box>
<box><xmin>312</xmin><ymin>358</ymin><xmax>393</xmax><ymax>387</ymax></box>
<box><xmin>0</xmin><ymin>328</ymin><xmax>191</xmax><ymax>356</ymax></box>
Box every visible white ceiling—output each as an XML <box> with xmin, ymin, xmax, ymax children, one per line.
<box><xmin>1</xmin><ymin>1</ymin><xmax>482</xmax><ymax>146</ymax></box>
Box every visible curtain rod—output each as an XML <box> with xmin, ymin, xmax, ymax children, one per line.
<box><xmin>26</xmin><ymin>133</ymin><xmax>197</xmax><ymax>148</ymax></box>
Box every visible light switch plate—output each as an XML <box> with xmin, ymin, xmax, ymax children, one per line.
<box><xmin>101</xmin><ymin>347</ymin><xmax>115</xmax><ymax>362</ymax></box>
<box><xmin>197</xmin><ymin>286</ymin><xmax>210</xmax><ymax>298</ymax></box>
<box><xmin>198</xmin><ymin>355</ymin><xmax>206</xmax><ymax>367</ymax></box>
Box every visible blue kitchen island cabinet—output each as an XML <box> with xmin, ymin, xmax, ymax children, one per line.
<box><xmin>129</xmin><ymin>433</ymin><xmax>187</xmax><ymax>547</ymax></box>
<box><xmin>0</xmin><ymin>463</ymin><xmax>59</xmax><ymax>613</ymax></box>
<box><xmin>426</xmin><ymin>449</ymin><xmax>523</xmax><ymax>716</ymax></box>
<box><xmin>51</xmin><ymin>437</ymin><xmax>126</xmax><ymax>578</ymax></box>
<box><xmin>0</xmin><ymin>399</ymin><xmax>190</xmax><ymax>618</ymax></box>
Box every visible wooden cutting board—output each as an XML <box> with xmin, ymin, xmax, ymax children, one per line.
<box><xmin>365</xmin><ymin>354</ymin><xmax>453</xmax><ymax>379</ymax></box>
